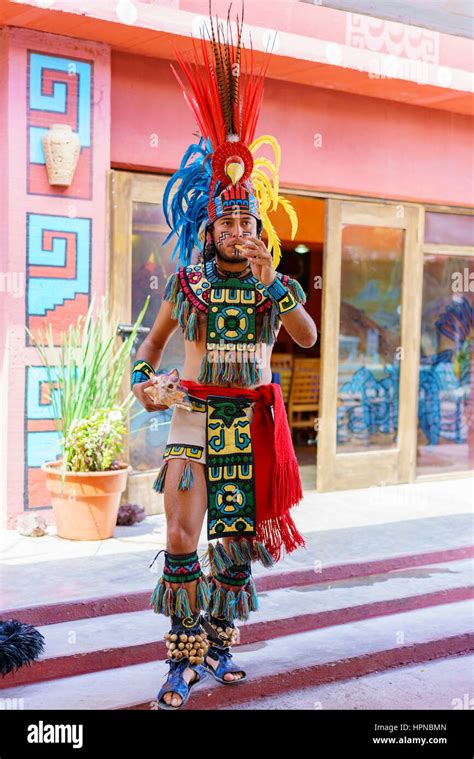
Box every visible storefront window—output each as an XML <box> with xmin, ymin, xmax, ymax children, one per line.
<box><xmin>129</xmin><ymin>201</ymin><xmax>183</xmax><ymax>472</ymax></box>
<box><xmin>425</xmin><ymin>212</ymin><xmax>474</xmax><ymax>246</ymax></box>
<box><xmin>416</xmin><ymin>254</ymin><xmax>473</xmax><ymax>475</ymax></box>
<box><xmin>336</xmin><ymin>225</ymin><xmax>404</xmax><ymax>451</ymax></box>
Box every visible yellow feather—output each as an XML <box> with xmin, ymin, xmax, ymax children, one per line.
<box><xmin>249</xmin><ymin>134</ymin><xmax>295</xmax><ymax>267</ymax></box>
<box><xmin>260</xmin><ymin>206</ymin><xmax>282</xmax><ymax>268</ymax></box>
<box><xmin>250</xmin><ymin>137</ymin><xmax>281</xmax><ymax>208</ymax></box>
<box><xmin>252</xmin><ymin>169</ymin><xmax>274</xmax><ymax>207</ymax></box>
<box><xmin>249</xmin><ymin>135</ymin><xmax>281</xmax><ymax>171</ymax></box>
<box><xmin>277</xmin><ymin>195</ymin><xmax>299</xmax><ymax>239</ymax></box>
<box><xmin>253</xmin><ymin>159</ymin><xmax>279</xmax><ymax>209</ymax></box>
<box><xmin>252</xmin><ymin>157</ymin><xmax>277</xmax><ymax>178</ymax></box>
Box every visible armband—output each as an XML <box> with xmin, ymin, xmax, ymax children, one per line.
<box><xmin>265</xmin><ymin>277</ymin><xmax>298</xmax><ymax>315</ymax></box>
<box><xmin>131</xmin><ymin>359</ymin><xmax>155</xmax><ymax>388</ymax></box>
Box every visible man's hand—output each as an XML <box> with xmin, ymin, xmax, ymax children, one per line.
<box><xmin>132</xmin><ymin>377</ymin><xmax>169</xmax><ymax>413</ymax></box>
<box><xmin>238</xmin><ymin>237</ymin><xmax>276</xmax><ymax>287</ymax></box>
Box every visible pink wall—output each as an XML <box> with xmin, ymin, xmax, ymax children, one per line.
<box><xmin>0</xmin><ymin>28</ymin><xmax>110</xmax><ymax>529</ymax></box>
<box><xmin>0</xmin><ymin>30</ymin><xmax>9</xmax><ymax>524</ymax></box>
<box><xmin>111</xmin><ymin>52</ymin><xmax>474</xmax><ymax>207</ymax></box>
<box><xmin>9</xmin><ymin>0</ymin><xmax>472</xmax><ymax>106</ymax></box>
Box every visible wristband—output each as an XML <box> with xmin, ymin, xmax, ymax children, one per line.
<box><xmin>265</xmin><ymin>276</ymin><xmax>298</xmax><ymax>314</ymax></box>
<box><xmin>131</xmin><ymin>359</ymin><xmax>155</xmax><ymax>388</ymax></box>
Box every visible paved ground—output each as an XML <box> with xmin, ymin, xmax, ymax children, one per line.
<box><xmin>0</xmin><ymin>476</ymin><xmax>472</xmax><ymax>710</ymax></box>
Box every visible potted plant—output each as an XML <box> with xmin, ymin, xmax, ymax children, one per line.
<box><xmin>26</xmin><ymin>293</ymin><xmax>150</xmax><ymax>540</ymax></box>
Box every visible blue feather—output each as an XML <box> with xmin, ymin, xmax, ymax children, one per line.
<box><xmin>163</xmin><ymin>137</ymin><xmax>214</xmax><ymax>268</ymax></box>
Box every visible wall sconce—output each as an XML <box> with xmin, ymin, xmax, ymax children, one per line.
<box><xmin>42</xmin><ymin>124</ymin><xmax>81</xmax><ymax>187</ymax></box>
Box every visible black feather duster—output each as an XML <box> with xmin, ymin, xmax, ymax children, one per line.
<box><xmin>0</xmin><ymin>619</ymin><xmax>45</xmax><ymax>677</ymax></box>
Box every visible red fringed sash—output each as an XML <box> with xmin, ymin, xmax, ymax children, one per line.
<box><xmin>181</xmin><ymin>380</ymin><xmax>306</xmax><ymax>561</ymax></box>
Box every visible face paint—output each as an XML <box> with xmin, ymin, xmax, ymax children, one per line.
<box><xmin>217</xmin><ymin>231</ymin><xmax>231</xmax><ymax>247</ymax></box>
<box><xmin>213</xmin><ymin>212</ymin><xmax>258</xmax><ymax>259</ymax></box>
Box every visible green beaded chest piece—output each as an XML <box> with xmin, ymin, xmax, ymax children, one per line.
<box><xmin>207</xmin><ymin>280</ymin><xmax>257</xmax><ymax>352</ymax></box>
<box><xmin>162</xmin><ymin>261</ymin><xmax>308</xmax><ymax>387</ymax></box>
<box><xmin>202</xmin><ymin>278</ymin><xmax>260</xmax><ymax>386</ymax></box>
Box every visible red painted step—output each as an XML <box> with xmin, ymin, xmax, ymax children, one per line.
<box><xmin>2</xmin><ymin>585</ymin><xmax>472</xmax><ymax>689</ymax></box>
<box><xmin>171</xmin><ymin>636</ymin><xmax>474</xmax><ymax>711</ymax></box>
<box><xmin>3</xmin><ymin>545</ymin><xmax>473</xmax><ymax>627</ymax></box>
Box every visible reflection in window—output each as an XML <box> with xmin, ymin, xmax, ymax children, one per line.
<box><xmin>337</xmin><ymin>225</ymin><xmax>404</xmax><ymax>451</ymax></box>
<box><xmin>129</xmin><ymin>201</ymin><xmax>184</xmax><ymax>472</ymax></box>
<box><xmin>417</xmin><ymin>255</ymin><xmax>473</xmax><ymax>475</ymax></box>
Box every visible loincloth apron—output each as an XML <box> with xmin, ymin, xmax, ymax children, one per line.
<box><xmin>153</xmin><ymin>380</ymin><xmax>305</xmax><ymax>562</ymax></box>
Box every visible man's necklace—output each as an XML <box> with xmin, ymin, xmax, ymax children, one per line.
<box><xmin>213</xmin><ymin>260</ymin><xmax>251</xmax><ymax>280</ymax></box>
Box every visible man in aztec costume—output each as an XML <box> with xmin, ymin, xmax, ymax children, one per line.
<box><xmin>131</xmin><ymin>5</ymin><xmax>317</xmax><ymax>709</ymax></box>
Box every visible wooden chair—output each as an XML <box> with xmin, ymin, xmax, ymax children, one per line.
<box><xmin>270</xmin><ymin>352</ymin><xmax>294</xmax><ymax>403</ymax></box>
<box><xmin>287</xmin><ymin>357</ymin><xmax>320</xmax><ymax>436</ymax></box>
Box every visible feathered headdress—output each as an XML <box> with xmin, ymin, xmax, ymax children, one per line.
<box><xmin>164</xmin><ymin>2</ymin><xmax>298</xmax><ymax>269</ymax></box>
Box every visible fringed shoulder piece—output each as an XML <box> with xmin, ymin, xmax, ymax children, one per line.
<box><xmin>282</xmin><ymin>275</ymin><xmax>307</xmax><ymax>306</ymax></box>
<box><xmin>163</xmin><ymin>270</ymin><xmax>182</xmax><ymax>303</ymax></box>
<box><xmin>162</xmin><ymin>266</ymin><xmax>201</xmax><ymax>342</ymax></box>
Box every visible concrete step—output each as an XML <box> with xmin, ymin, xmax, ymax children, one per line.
<box><xmin>2</xmin><ymin>494</ymin><xmax>472</xmax><ymax>617</ymax></box>
<box><xmin>2</xmin><ymin>554</ymin><xmax>472</xmax><ymax>688</ymax></box>
<box><xmin>1</xmin><ymin>600</ymin><xmax>472</xmax><ymax>710</ymax></box>
<box><xmin>4</xmin><ymin>545</ymin><xmax>473</xmax><ymax>626</ymax></box>
<box><xmin>219</xmin><ymin>653</ymin><xmax>474</xmax><ymax>711</ymax></box>
<box><xmin>2</xmin><ymin>479</ymin><xmax>471</xmax><ymax>711</ymax></box>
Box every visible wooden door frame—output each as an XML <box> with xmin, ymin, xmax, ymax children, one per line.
<box><xmin>107</xmin><ymin>169</ymin><xmax>169</xmax><ymax>514</ymax></box>
<box><xmin>283</xmin><ymin>188</ymin><xmax>474</xmax><ymax>488</ymax></box>
<box><xmin>316</xmin><ymin>198</ymin><xmax>423</xmax><ymax>492</ymax></box>
<box><xmin>107</xmin><ymin>169</ymin><xmax>167</xmax><ymax>330</ymax></box>
<box><xmin>415</xmin><ymin>226</ymin><xmax>474</xmax><ymax>483</ymax></box>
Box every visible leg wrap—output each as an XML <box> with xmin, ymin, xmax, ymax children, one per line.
<box><xmin>205</xmin><ymin>537</ymin><xmax>275</xmax><ymax>572</ymax></box>
<box><xmin>164</xmin><ymin>610</ymin><xmax>210</xmax><ymax>665</ymax></box>
<box><xmin>150</xmin><ymin>550</ymin><xmax>211</xmax><ymax>617</ymax></box>
<box><xmin>207</xmin><ymin>559</ymin><xmax>258</xmax><ymax>623</ymax></box>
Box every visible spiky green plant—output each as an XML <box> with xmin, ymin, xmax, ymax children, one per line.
<box><xmin>26</xmin><ymin>293</ymin><xmax>150</xmax><ymax>483</ymax></box>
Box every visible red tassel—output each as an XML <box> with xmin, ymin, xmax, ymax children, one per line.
<box><xmin>273</xmin><ymin>460</ymin><xmax>303</xmax><ymax>511</ymax></box>
<box><xmin>256</xmin><ymin>512</ymin><xmax>306</xmax><ymax>563</ymax></box>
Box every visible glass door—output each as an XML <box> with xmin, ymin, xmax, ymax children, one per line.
<box><xmin>108</xmin><ymin>170</ymin><xmax>183</xmax><ymax>513</ymax></box>
<box><xmin>317</xmin><ymin>199</ymin><xmax>423</xmax><ymax>491</ymax></box>
<box><xmin>416</xmin><ymin>212</ymin><xmax>474</xmax><ymax>477</ymax></box>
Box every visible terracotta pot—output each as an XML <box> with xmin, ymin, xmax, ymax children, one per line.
<box><xmin>42</xmin><ymin>460</ymin><xmax>131</xmax><ymax>541</ymax></box>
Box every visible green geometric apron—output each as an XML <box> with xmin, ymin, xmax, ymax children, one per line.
<box><xmin>205</xmin><ymin>394</ymin><xmax>257</xmax><ymax>541</ymax></box>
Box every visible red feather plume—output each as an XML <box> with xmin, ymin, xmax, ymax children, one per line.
<box><xmin>171</xmin><ymin>1</ymin><xmax>271</xmax><ymax>151</ymax></box>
